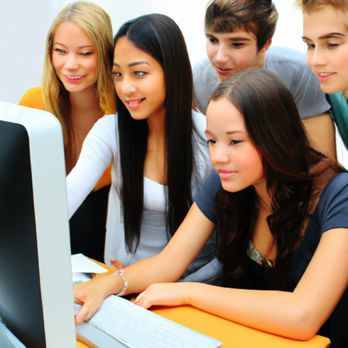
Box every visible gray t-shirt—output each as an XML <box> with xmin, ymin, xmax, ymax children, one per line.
<box><xmin>193</xmin><ymin>53</ymin><xmax>330</xmax><ymax>119</ymax></box>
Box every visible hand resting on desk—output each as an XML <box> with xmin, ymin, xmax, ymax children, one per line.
<box><xmin>74</xmin><ymin>273</ymin><xmax>122</xmax><ymax>326</ymax></box>
<box><xmin>136</xmin><ymin>282</ymin><xmax>192</xmax><ymax>309</ymax></box>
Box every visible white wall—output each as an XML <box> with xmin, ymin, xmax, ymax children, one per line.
<box><xmin>0</xmin><ymin>0</ymin><xmax>305</xmax><ymax>105</ymax></box>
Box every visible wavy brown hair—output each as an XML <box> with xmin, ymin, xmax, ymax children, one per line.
<box><xmin>211</xmin><ymin>69</ymin><xmax>345</xmax><ymax>289</ymax></box>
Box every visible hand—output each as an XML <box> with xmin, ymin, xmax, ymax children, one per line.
<box><xmin>110</xmin><ymin>258</ymin><xmax>124</xmax><ymax>270</ymax></box>
<box><xmin>135</xmin><ymin>282</ymin><xmax>192</xmax><ymax>309</ymax></box>
<box><xmin>73</xmin><ymin>274</ymin><xmax>119</xmax><ymax>326</ymax></box>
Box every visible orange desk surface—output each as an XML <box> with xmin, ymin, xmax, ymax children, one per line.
<box><xmin>77</xmin><ymin>262</ymin><xmax>330</xmax><ymax>348</ymax></box>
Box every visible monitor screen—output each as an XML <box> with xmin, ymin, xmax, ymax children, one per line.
<box><xmin>0</xmin><ymin>102</ymin><xmax>76</xmax><ymax>348</ymax></box>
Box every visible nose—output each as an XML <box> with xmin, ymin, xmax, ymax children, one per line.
<box><xmin>65</xmin><ymin>53</ymin><xmax>79</xmax><ymax>70</ymax></box>
<box><xmin>209</xmin><ymin>143</ymin><xmax>230</xmax><ymax>165</ymax></box>
<box><xmin>214</xmin><ymin>45</ymin><xmax>228</xmax><ymax>65</ymax></box>
<box><xmin>306</xmin><ymin>47</ymin><xmax>327</xmax><ymax>68</ymax></box>
<box><xmin>118</xmin><ymin>75</ymin><xmax>136</xmax><ymax>96</ymax></box>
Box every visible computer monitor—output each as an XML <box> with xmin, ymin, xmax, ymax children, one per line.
<box><xmin>0</xmin><ymin>102</ymin><xmax>76</xmax><ymax>348</ymax></box>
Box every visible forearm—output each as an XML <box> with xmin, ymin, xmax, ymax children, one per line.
<box><xmin>187</xmin><ymin>283</ymin><xmax>318</xmax><ymax>340</ymax></box>
<box><xmin>108</xmin><ymin>249</ymin><xmax>190</xmax><ymax>296</ymax></box>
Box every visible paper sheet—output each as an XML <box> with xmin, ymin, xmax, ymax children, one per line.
<box><xmin>71</xmin><ymin>253</ymin><xmax>108</xmax><ymax>274</ymax></box>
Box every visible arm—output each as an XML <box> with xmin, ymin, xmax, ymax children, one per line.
<box><xmin>73</xmin><ymin>202</ymin><xmax>216</xmax><ymax>325</ymax></box>
<box><xmin>67</xmin><ymin>115</ymin><xmax>114</xmax><ymax>218</ymax></box>
<box><xmin>136</xmin><ymin>228</ymin><xmax>348</xmax><ymax>340</ymax></box>
<box><xmin>302</xmin><ymin>112</ymin><xmax>337</xmax><ymax>160</ymax></box>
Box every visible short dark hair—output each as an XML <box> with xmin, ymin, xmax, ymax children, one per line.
<box><xmin>205</xmin><ymin>0</ymin><xmax>278</xmax><ymax>51</ymax></box>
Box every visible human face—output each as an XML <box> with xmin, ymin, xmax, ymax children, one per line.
<box><xmin>112</xmin><ymin>37</ymin><xmax>166</xmax><ymax>122</ymax></box>
<box><xmin>205</xmin><ymin>29</ymin><xmax>266</xmax><ymax>81</ymax></box>
<box><xmin>52</xmin><ymin>21</ymin><xmax>99</xmax><ymax>94</ymax></box>
<box><xmin>205</xmin><ymin>97</ymin><xmax>264</xmax><ymax>193</ymax></box>
<box><xmin>303</xmin><ymin>6</ymin><xmax>348</xmax><ymax>94</ymax></box>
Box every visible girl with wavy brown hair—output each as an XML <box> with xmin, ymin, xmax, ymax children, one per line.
<box><xmin>74</xmin><ymin>69</ymin><xmax>348</xmax><ymax>347</ymax></box>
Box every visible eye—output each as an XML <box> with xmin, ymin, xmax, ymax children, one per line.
<box><xmin>303</xmin><ymin>41</ymin><xmax>315</xmax><ymax>50</ymax></box>
<box><xmin>328</xmin><ymin>43</ymin><xmax>339</xmax><ymax>49</ymax></box>
<box><xmin>231</xmin><ymin>43</ymin><xmax>244</xmax><ymax>48</ymax></box>
<box><xmin>54</xmin><ymin>48</ymin><xmax>66</xmax><ymax>54</ymax></box>
<box><xmin>206</xmin><ymin>36</ymin><xmax>218</xmax><ymax>44</ymax></box>
<box><xmin>113</xmin><ymin>71</ymin><xmax>122</xmax><ymax>78</ymax></box>
<box><xmin>134</xmin><ymin>71</ymin><xmax>146</xmax><ymax>77</ymax></box>
<box><xmin>231</xmin><ymin>140</ymin><xmax>241</xmax><ymax>145</ymax></box>
<box><xmin>207</xmin><ymin>139</ymin><xmax>216</xmax><ymax>145</ymax></box>
<box><xmin>80</xmin><ymin>51</ymin><xmax>93</xmax><ymax>56</ymax></box>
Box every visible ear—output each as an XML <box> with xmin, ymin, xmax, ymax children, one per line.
<box><xmin>261</xmin><ymin>39</ymin><xmax>272</xmax><ymax>52</ymax></box>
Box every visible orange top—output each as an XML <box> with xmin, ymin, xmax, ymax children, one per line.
<box><xmin>19</xmin><ymin>87</ymin><xmax>111</xmax><ymax>191</ymax></box>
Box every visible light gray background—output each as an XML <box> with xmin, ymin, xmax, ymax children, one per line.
<box><xmin>0</xmin><ymin>0</ymin><xmax>304</xmax><ymax>104</ymax></box>
<box><xmin>4</xmin><ymin>1</ymin><xmax>347</xmax><ymax>167</ymax></box>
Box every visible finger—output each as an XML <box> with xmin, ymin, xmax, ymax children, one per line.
<box><xmin>75</xmin><ymin>304</ymin><xmax>90</xmax><ymax>327</ymax></box>
<box><xmin>110</xmin><ymin>259</ymin><xmax>124</xmax><ymax>269</ymax></box>
<box><xmin>135</xmin><ymin>292</ymin><xmax>152</xmax><ymax>309</ymax></box>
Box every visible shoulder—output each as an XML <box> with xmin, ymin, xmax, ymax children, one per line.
<box><xmin>265</xmin><ymin>51</ymin><xmax>310</xmax><ymax>77</ymax></box>
<box><xmin>192</xmin><ymin>57</ymin><xmax>213</xmax><ymax>78</ymax></box>
<box><xmin>315</xmin><ymin>172</ymin><xmax>348</xmax><ymax>231</ymax></box>
<box><xmin>321</xmin><ymin>172</ymin><xmax>348</xmax><ymax>201</ymax></box>
<box><xmin>93</xmin><ymin>113</ymin><xmax>117</xmax><ymax>132</ymax></box>
<box><xmin>265</xmin><ymin>50</ymin><xmax>330</xmax><ymax>119</ymax></box>
<box><xmin>86</xmin><ymin>114</ymin><xmax>118</xmax><ymax>142</ymax></box>
<box><xmin>18</xmin><ymin>87</ymin><xmax>44</xmax><ymax>110</ymax></box>
<box><xmin>192</xmin><ymin>57</ymin><xmax>219</xmax><ymax>115</ymax></box>
<box><xmin>194</xmin><ymin>170</ymin><xmax>221</xmax><ymax>224</ymax></box>
<box><xmin>192</xmin><ymin>109</ymin><xmax>207</xmax><ymax>136</ymax></box>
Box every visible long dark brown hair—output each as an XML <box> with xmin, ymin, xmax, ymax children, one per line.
<box><xmin>113</xmin><ymin>14</ymin><xmax>196</xmax><ymax>253</ymax></box>
<box><xmin>211</xmin><ymin>69</ymin><xmax>345</xmax><ymax>289</ymax></box>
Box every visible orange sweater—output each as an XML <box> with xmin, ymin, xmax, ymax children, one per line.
<box><xmin>19</xmin><ymin>87</ymin><xmax>111</xmax><ymax>191</ymax></box>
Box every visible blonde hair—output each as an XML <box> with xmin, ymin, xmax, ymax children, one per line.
<box><xmin>296</xmin><ymin>0</ymin><xmax>348</xmax><ymax>12</ymax></box>
<box><xmin>42</xmin><ymin>1</ymin><xmax>115</xmax><ymax>146</ymax></box>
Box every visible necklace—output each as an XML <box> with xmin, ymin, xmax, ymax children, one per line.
<box><xmin>247</xmin><ymin>240</ymin><xmax>275</xmax><ymax>268</ymax></box>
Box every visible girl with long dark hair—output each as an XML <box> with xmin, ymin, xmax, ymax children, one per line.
<box><xmin>67</xmin><ymin>14</ymin><xmax>218</xmax><ymax>282</ymax></box>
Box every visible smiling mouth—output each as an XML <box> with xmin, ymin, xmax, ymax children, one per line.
<box><xmin>126</xmin><ymin>98</ymin><xmax>145</xmax><ymax>106</ymax></box>
<box><xmin>66</xmin><ymin>75</ymin><xmax>84</xmax><ymax>80</ymax></box>
<box><xmin>318</xmin><ymin>72</ymin><xmax>333</xmax><ymax>77</ymax></box>
<box><xmin>215</xmin><ymin>66</ymin><xmax>231</xmax><ymax>72</ymax></box>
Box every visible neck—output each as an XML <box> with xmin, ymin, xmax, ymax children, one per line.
<box><xmin>146</xmin><ymin>108</ymin><xmax>166</xmax><ymax>139</ymax></box>
<box><xmin>69</xmin><ymin>85</ymin><xmax>102</xmax><ymax>126</ymax></box>
<box><xmin>254</xmin><ymin>179</ymin><xmax>272</xmax><ymax>213</ymax></box>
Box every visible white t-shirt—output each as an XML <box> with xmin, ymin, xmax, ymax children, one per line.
<box><xmin>67</xmin><ymin>110</ymin><xmax>222</xmax><ymax>283</ymax></box>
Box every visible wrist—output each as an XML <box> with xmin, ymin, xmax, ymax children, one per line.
<box><xmin>102</xmin><ymin>271</ymin><xmax>125</xmax><ymax>297</ymax></box>
<box><xmin>110</xmin><ymin>270</ymin><xmax>128</xmax><ymax>296</ymax></box>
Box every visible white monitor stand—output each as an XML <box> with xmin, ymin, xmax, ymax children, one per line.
<box><xmin>0</xmin><ymin>102</ymin><xmax>76</xmax><ymax>348</ymax></box>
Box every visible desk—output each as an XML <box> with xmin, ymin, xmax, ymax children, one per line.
<box><xmin>77</xmin><ymin>263</ymin><xmax>330</xmax><ymax>348</ymax></box>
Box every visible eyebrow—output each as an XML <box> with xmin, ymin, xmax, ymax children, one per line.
<box><xmin>113</xmin><ymin>61</ymin><xmax>150</xmax><ymax>68</ymax></box>
<box><xmin>53</xmin><ymin>42</ymin><xmax>94</xmax><ymax>49</ymax></box>
<box><xmin>302</xmin><ymin>32</ymin><xmax>346</xmax><ymax>40</ymax></box>
<box><xmin>205</xmin><ymin>33</ymin><xmax>251</xmax><ymax>42</ymax></box>
<box><xmin>205</xmin><ymin>129</ymin><xmax>245</xmax><ymax>135</ymax></box>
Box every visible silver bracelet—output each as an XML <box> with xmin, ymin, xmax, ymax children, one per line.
<box><xmin>111</xmin><ymin>270</ymin><xmax>128</xmax><ymax>297</ymax></box>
